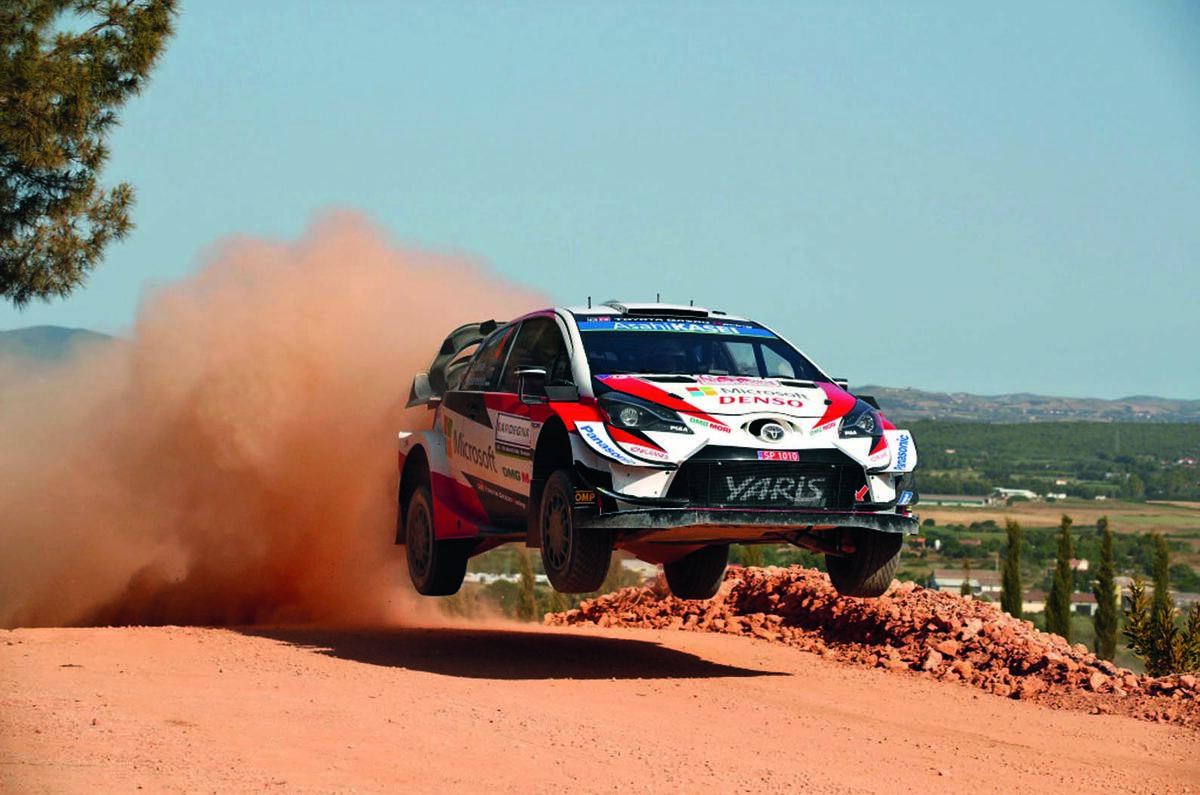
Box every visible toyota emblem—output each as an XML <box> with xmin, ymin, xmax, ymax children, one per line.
<box><xmin>760</xmin><ymin>422</ymin><xmax>786</xmax><ymax>442</ymax></box>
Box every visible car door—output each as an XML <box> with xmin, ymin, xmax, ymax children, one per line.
<box><xmin>440</xmin><ymin>323</ymin><xmax>516</xmax><ymax>527</ymax></box>
<box><xmin>483</xmin><ymin>315</ymin><xmax>575</xmax><ymax>526</ymax></box>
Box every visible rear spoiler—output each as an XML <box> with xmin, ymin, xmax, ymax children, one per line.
<box><xmin>406</xmin><ymin>319</ymin><xmax>500</xmax><ymax>408</ymax></box>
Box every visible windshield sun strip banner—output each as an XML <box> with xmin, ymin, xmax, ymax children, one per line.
<box><xmin>577</xmin><ymin>319</ymin><xmax>777</xmax><ymax>337</ymax></box>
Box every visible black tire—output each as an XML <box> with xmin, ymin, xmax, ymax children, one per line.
<box><xmin>825</xmin><ymin>528</ymin><xmax>903</xmax><ymax>598</ymax></box>
<box><xmin>539</xmin><ymin>469</ymin><xmax>613</xmax><ymax>593</ymax></box>
<box><xmin>663</xmin><ymin>544</ymin><xmax>729</xmax><ymax>599</ymax></box>
<box><xmin>406</xmin><ymin>485</ymin><xmax>471</xmax><ymax>596</ymax></box>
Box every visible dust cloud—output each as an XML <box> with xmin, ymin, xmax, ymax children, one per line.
<box><xmin>0</xmin><ymin>212</ymin><xmax>542</xmax><ymax>628</ymax></box>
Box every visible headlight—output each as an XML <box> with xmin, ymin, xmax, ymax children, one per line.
<box><xmin>598</xmin><ymin>392</ymin><xmax>692</xmax><ymax>434</ymax></box>
<box><xmin>838</xmin><ymin>399</ymin><xmax>882</xmax><ymax>438</ymax></box>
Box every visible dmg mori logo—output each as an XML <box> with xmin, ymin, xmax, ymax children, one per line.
<box><xmin>759</xmin><ymin>422</ymin><xmax>785</xmax><ymax>443</ymax></box>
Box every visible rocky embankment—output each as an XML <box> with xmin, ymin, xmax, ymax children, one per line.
<box><xmin>546</xmin><ymin>566</ymin><xmax>1199</xmax><ymax>728</ymax></box>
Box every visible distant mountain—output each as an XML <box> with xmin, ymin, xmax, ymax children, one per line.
<box><xmin>860</xmin><ymin>385</ymin><xmax>1200</xmax><ymax>424</ymax></box>
<box><xmin>0</xmin><ymin>326</ymin><xmax>114</xmax><ymax>362</ymax></box>
<box><xmin>1</xmin><ymin>326</ymin><xmax>1195</xmax><ymax>422</ymax></box>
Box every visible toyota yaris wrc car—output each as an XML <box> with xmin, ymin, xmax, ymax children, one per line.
<box><xmin>396</xmin><ymin>301</ymin><xmax>919</xmax><ymax>600</ymax></box>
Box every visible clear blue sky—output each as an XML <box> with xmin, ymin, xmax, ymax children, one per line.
<box><xmin>3</xmin><ymin>1</ymin><xmax>1198</xmax><ymax>399</ymax></box>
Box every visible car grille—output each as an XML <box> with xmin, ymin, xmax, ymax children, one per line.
<box><xmin>666</xmin><ymin>460</ymin><xmax>865</xmax><ymax>510</ymax></box>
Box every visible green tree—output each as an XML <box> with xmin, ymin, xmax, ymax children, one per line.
<box><xmin>1091</xmin><ymin>516</ymin><xmax>1118</xmax><ymax>661</ymax></box>
<box><xmin>1000</xmin><ymin>518</ymin><xmax>1023</xmax><ymax>619</ymax></box>
<box><xmin>1124</xmin><ymin>536</ymin><xmax>1200</xmax><ymax>675</ymax></box>
<box><xmin>960</xmin><ymin>558</ymin><xmax>973</xmax><ymax>596</ymax></box>
<box><xmin>739</xmin><ymin>544</ymin><xmax>765</xmax><ymax>568</ymax></box>
<box><xmin>1045</xmin><ymin>514</ymin><xmax>1074</xmax><ymax>641</ymax></box>
<box><xmin>1</xmin><ymin>0</ymin><xmax>177</xmax><ymax>306</ymax></box>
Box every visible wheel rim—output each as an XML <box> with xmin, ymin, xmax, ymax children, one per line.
<box><xmin>410</xmin><ymin>500</ymin><xmax>432</xmax><ymax>577</ymax></box>
<box><xmin>542</xmin><ymin>490</ymin><xmax>570</xmax><ymax>571</ymax></box>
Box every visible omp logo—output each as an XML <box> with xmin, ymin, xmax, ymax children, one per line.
<box><xmin>453</xmin><ymin>431</ymin><xmax>497</xmax><ymax>472</ymax></box>
<box><xmin>725</xmin><ymin>475</ymin><xmax>824</xmax><ymax>506</ymax></box>
<box><xmin>895</xmin><ymin>434</ymin><xmax>911</xmax><ymax>470</ymax></box>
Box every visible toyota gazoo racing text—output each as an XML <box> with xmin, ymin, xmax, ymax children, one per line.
<box><xmin>395</xmin><ymin>302</ymin><xmax>919</xmax><ymax>600</ymax></box>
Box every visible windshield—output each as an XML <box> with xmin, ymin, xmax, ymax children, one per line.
<box><xmin>578</xmin><ymin>319</ymin><xmax>825</xmax><ymax>381</ymax></box>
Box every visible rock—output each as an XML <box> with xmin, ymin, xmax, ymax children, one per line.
<box><xmin>1088</xmin><ymin>672</ymin><xmax>1109</xmax><ymax>692</ymax></box>
<box><xmin>921</xmin><ymin>650</ymin><xmax>944</xmax><ymax>672</ymax></box>
<box><xmin>1179</xmin><ymin>674</ymin><xmax>1197</xmax><ymax>692</ymax></box>
<box><xmin>1015</xmin><ymin>678</ymin><xmax>1045</xmax><ymax>699</ymax></box>
<box><xmin>935</xmin><ymin>639</ymin><xmax>960</xmax><ymax>658</ymax></box>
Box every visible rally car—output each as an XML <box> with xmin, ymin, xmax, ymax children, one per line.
<box><xmin>396</xmin><ymin>301</ymin><xmax>918</xmax><ymax>600</ymax></box>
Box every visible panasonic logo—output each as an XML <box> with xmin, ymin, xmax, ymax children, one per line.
<box><xmin>895</xmin><ymin>434</ymin><xmax>910</xmax><ymax>470</ymax></box>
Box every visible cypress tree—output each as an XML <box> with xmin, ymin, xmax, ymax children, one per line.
<box><xmin>517</xmin><ymin>550</ymin><xmax>538</xmax><ymax>622</ymax></box>
<box><xmin>960</xmin><ymin>558</ymin><xmax>973</xmax><ymax>597</ymax></box>
<box><xmin>1046</xmin><ymin>514</ymin><xmax>1074</xmax><ymax>641</ymax></box>
<box><xmin>2</xmin><ymin>1</ymin><xmax>178</xmax><ymax>305</ymax></box>
<box><xmin>1000</xmin><ymin>518</ymin><xmax>1023</xmax><ymax>619</ymax></box>
<box><xmin>1149</xmin><ymin>533</ymin><xmax>1180</xmax><ymax>672</ymax></box>
<box><xmin>1092</xmin><ymin>516</ymin><xmax>1118</xmax><ymax>661</ymax></box>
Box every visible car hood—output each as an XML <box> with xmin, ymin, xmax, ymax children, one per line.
<box><xmin>595</xmin><ymin>374</ymin><xmax>856</xmax><ymax>424</ymax></box>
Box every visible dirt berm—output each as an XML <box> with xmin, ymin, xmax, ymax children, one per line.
<box><xmin>547</xmin><ymin>565</ymin><xmax>1200</xmax><ymax>728</ymax></box>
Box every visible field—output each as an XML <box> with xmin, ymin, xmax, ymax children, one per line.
<box><xmin>915</xmin><ymin>499</ymin><xmax>1200</xmax><ymax>562</ymax></box>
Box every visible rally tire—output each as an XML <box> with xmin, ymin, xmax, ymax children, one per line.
<box><xmin>825</xmin><ymin>528</ymin><xmax>903</xmax><ymax>598</ymax></box>
<box><xmin>406</xmin><ymin>485</ymin><xmax>471</xmax><ymax>596</ymax></box>
<box><xmin>539</xmin><ymin>469</ymin><xmax>613</xmax><ymax>593</ymax></box>
<box><xmin>663</xmin><ymin>544</ymin><xmax>729</xmax><ymax>600</ymax></box>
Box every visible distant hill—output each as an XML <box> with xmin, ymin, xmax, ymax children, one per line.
<box><xmin>0</xmin><ymin>326</ymin><xmax>114</xmax><ymax>363</ymax></box>
<box><xmin>1</xmin><ymin>326</ymin><xmax>1195</xmax><ymax>422</ymax></box>
<box><xmin>861</xmin><ymin>385</ymin><xmax>1200</xmax><ymax>424</ymax></box>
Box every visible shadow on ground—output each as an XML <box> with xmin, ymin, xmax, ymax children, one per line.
<box><xmin>241</xmin><ymin>625</ymin><xmax>787</xmax><ymax>681</ymax></box>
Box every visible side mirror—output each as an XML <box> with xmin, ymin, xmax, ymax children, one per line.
<box><xmin>515</xmin><ymin>366</ymin><xmax>548</xmax><ymax>405</ymax></box>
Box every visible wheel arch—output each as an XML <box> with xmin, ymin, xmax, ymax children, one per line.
<box><xmin>527</xmin><ymin>416</ymin><xmax>574</xmax><ymax>546</ymax></box>
<box><xmin>396</xmin><ymin>445</ymin><xmax>431</xmax><ymax>545</ymax></box>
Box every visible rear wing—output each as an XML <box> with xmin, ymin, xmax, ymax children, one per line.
<box><xmin>406</xmin><ymin>319</ymin><xmax>500</xmax><ymax>408</ymax></box>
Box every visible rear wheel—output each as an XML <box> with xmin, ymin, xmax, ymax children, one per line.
<box><xmin>825</xmin><ymin>528</ymin><xmax>902</xmax><ymax>598</ymax></box>
<box><xmin>540</xmin><ymin>469</ymin><xmax>613</xmax><ymax>593</ymax></box>
<box><xmin>663</xmin><ymin>544</ymin><xmax>729</xmax><ymax>599</ymax></box>
<box><xmin>406</xmin><ymin>485</ymin><xmax>471</xmax><ymax>596</ymax></box>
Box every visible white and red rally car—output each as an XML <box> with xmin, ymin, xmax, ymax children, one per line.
<box><xmin>397</xmin><ymin>302</ymin><xmax>918</xmax><ymax>600</ymax></box>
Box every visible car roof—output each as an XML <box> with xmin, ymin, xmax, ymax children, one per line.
<box><xmin>560</xmin><ymin>301</ymin><xmax>751</xmax><ymax>323</ymax></box>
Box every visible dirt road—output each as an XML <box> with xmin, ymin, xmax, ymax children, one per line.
<box><xmin>3</xmin><ymin>623</ymin><xmax>1196</xmax><ymax>794</ymax></box>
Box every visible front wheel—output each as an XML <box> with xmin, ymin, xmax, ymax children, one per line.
<box><xmin>663</xmin><ymin>544</ymin><xmax>729</xmax><ymax>599</ymax></box>
<box><xmin>539</xmin><ymin>469</ymin><xmax>613</xmax><ymax>593</ymax></box>
<box><xmin>824</xmin><ymin>528</ymin><xmax>903</xmax><ymax>598</ymax></box>
<box><xmin>406</xmin><ymin>485</ymin><xmax>471</xmax><ymax>596</ymax></box>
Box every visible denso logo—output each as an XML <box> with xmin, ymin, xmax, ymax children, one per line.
<box><xmin>718</xmin><ymin>396</ymin><xmax>803</xmax><ymax>408</ymax></box>
<box><xmin>895</xmin><ymin>434</ymin><xmax>911</xmax><ymax>470</ymax></box>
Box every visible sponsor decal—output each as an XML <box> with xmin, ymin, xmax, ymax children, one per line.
<box><xmin>695</xmin><ymin>375</ymin><xmax>780</xmax><ymax>387</ymax></box>
<box><xmin>757</xmin><ymin>450</ymin><xmax>800</xmax><ymax>461</ymax></box>
<box><xmin>472</xmin><ymin>478</ymin><xmax>526</xmax><ymax>508</ymax></box>
<box><xmin>718</xmin><ymin>395</ymin><xmax>804</xmax><ymax>408</ymax></box>
<box><xmin>895</xmin><ymin>434</ymin><xmax>911</xmax><ymax>470</ymax></box>
<box><xmin>685</xmin><ymin>385</ymin><xmax>718</xmax><ymax>397</ymax></box>
<box><xmin>897</xmin><ymin>491</ymin><xmax>914</xmax><ymax>506</ymax></box>
<box><xmin>724</xmin><ymin>475</ymin><xmax>825</xmax><ymax>507</ymax></box>
<box><xmin>500</xmin><ymin>465</ymin><xmax>530</xmax><ymax>484</ymax></box>
<box><xmin>574</xmin><ymin>489</ymin><xmax>597</xmax><ymax>506</ymax></box>
<box><xmin>855</xmin><ymin>484</ymin><xmax>870</xmax><ymax>502</ymax></box>
<box><xmin>452</xmin><ymin>428</ymin><xmax>497</xmax><ymax>472</ymax></box>
<box><xmin>495</xmin><ymin>412</ymin><xmax>534</xmax><ymax>459</ymax></box>
<box><xmin>577</xmin><ymin>320</ymin><xmax>776</xmax><ymax>337</ymax></box>
<box><xmin>576</xmin><ymin>422</ymin><xmax>642</xmax><ymax>465</ymax></box>
<box><xmin>809</xmin><ymin>419</ymin><xmax>837</xmax><ymax>435</ymax></box>
<box><xmin>623</xmin><ymin>442</ymin><xmax>671</xmax><ymax>461</ymax></box>
<box><xmin>686</xmin><ymin>415</ymin><xmax>732</xmax><ymax>434</ymax></box>
<box><xmin>720</xmin><ymin>387</ymin><xmax>803</xmax><ymax>398</ymax></box>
